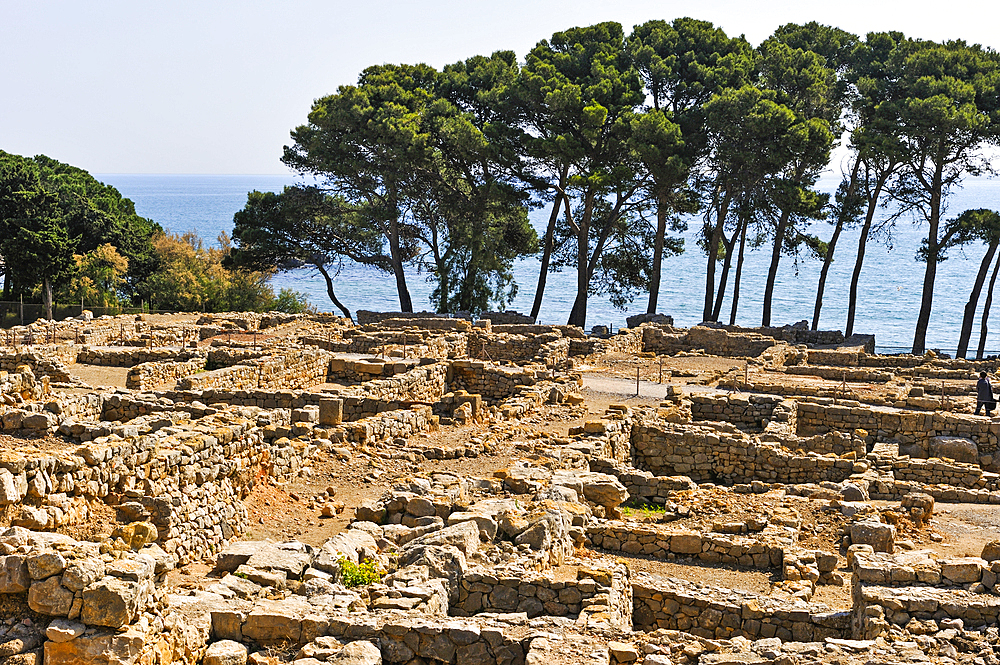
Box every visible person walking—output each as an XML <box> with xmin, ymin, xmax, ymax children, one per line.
<box><xmin>976</xmin><ymin>371</ymin><xmax>996</xmax><ymax>416</ymax></box>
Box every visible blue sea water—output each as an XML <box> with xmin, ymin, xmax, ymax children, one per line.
<box><xmin>98</xmin><ymin>173</ymin><xmax>1000</xmax><ymax>354</ymax></box>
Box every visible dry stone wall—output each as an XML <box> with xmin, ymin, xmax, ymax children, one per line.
<box><xmin>632</xmin><ymin>574</ymin><xmax>850</xmax><ymax>641</ymax></box>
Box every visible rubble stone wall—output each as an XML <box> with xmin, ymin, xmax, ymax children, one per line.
<box><xmin>630</xmin><ymin>421</ymin><xmax>859</xmax><ymax>484</ymax></box>
<box><xmin>176</xmin><ymin>348</ymin><xmax>331</xmax><ymax>392</ymax></box>
<box><xmin>690</xmin><ymin>394</ymin><xmax>785</xmax><ymax>431</ymax></box>
<box><xmin>449</xmin><ymin>362</ymin><xmax>545</xmax><ymax>404</ymax></box>
<box><xmin>453</xmin><ymin>564</ymin><xmax>632</xmax><ymax>630</ymax></box>
<box><xmin>632</xmin><ymin>575</ymin><xmax>850</xmax><ymax>641</ymax></box>
<box><xmin>126</xmin><ymin>358</ymin><xmax>206</xmax><ymax>391</ymax></box>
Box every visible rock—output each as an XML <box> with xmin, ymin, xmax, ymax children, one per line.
<box><xmin>607</xmin><ymin>641</ymin><xmax>640</xmax><ymax>662</ymax></box>
<box><xmin>314</xmin><ymin>529</ymin><xmax>380</xmax><ymax>575</ymax></box>
<box><xmin>43</xmin><ymin>626</ymin><xmax>147</xmax><ymax>665</ymax></box>
<box><xmin>61</xmin><ymin>558</ymin><xmax>106</xmax><ymax>592</ymax></box>
<box><xmin>0</xmin><ymin>469</ymin><xmax>26</xmax><ymax>504</ymax></box>
<box><xmin>402</xmin><ymin>520</ymin><xmax>480</xmax><ymax>556</ymax></box>
<box><xmin>929</xmin><ymin>436</ymin><xmax>978</xmax><ymax>463</ymax></box>
<box><xmin>940</xmin><ymin>557</ymin><xmax>985</xmax><ymax>584</ymax></box>
<box><xmin>397</xmin><ymin>545</ymin><xmax>467</xmax><ymax>601</ymax></box>
<box><xmin>27</xmin><ymin>552</ymin><xmax>66</xmax><ymax>580</ymax></box>
<box><xmin>215</xmin><ymin>541</ymin><xmax>264</xmax><ymax>573</ymax></box>
<box><xmin>354</xmin><ymin>502</ymin><xmax>385</xmax><ymax>524</ymax></box>
<box><xmin>850</xmin><ymin>520</ymin><xmax>895</xmax><ymax>553</ymax></box>
<box><xmin>329</xmin><ymin>641</ymin><xmax>381</xmax><ymax>664</ymax></box>
<box><xmin>46</xmin><ymin>619</ymin><xmax>86</xmax><ymax>643</ymax></box>
<box><xmin>81</xmin><ymin>578</ymin><xmax>143</xmax><ymax>628</ymax></box>
<box><xmin>839</xmin><ymin>483</ymin><xmax>868</xmax><ymax>502</ymax></box>
<box><xmin>204</xmin><ymin>640</ymin><xmax>249</xmax><ymax>665</ymax></box>
<box><xmin>245</xmin><ymin>542</ymin><xmax>312</xmax><ymax>580</ymax></box>
<box><xmin>242</xmin><ymin>597</ymin><xmax>312</xmax><ymax>644</ymax></box>
<box><xmin>446</xmin><ymin>512</ymin><xmax>498</xmax><ymax>541</ymax></box>
<box><xmin>0</xmin><ymin>555</ymin><xmax>30</xmax><ymax>593</ymax></box>
<box><xmin>982</xmin><ymin>540</ymin><xmax>1000</xmax><ymax>562</ymax></box>
<box><xmin>27</xmin><ymin>576</ymin><xmax>74</xmax><ymax>616</ymax></box>
<box><xmin>110</xmin><ymin>522</ymin><xmax>158</xmax><ymax>550</ymax></box>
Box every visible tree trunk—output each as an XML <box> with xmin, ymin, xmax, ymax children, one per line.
<box><xmin>43</xmin><ymin>278</ymin><xmax>53</xmax><ymax>321</ymax></box>
<box><xmin>530</xmin><ymin>190</ymin><xmax>564</xmax><ymax>321</ymax></box>
<box><xmin>762</xmin><ymin>207</ymin><xmax>792</xmax><ymax>327</ymax></box>
<box><xmin>846</xmin><ymin>177</ymin><xmax>887</xmax><ymax>336</ymax></box>
<box><xmin>729</xmin><ymin>217</ymin><xmax>749</xmax><ymax>325</ymax></box>
<box><xmin>712</xmin><ymin>226</ymin><xmax>739</xmax><ymax>323</ymax></box>
<box><xmin>978</xmin><ymin>253</ymin><xmax>1000</xmax><ymax>360</ymax></box>
<box><xmin>957</xmin><ymin>241</ymin><xmax>998</xmax><ymax>358</ymax></box>
<box><xmin>568</xmin><ymin>192</ymin><xmax>594</xmax><ymax>328</ymax></box>
<box><xmin>388</xmin><ymin>216</ymin><xmax>412</xmax><ymax>313</ymax></box>
<box><xmin>813</xmin><ymin>161</ymin><xmax>861</xmax><ymax>330</ymax></box>
<box><xmin>912</xmin><ymin>164</ymin><xmax>944</xmax><ymax>355</ymax></box>
<box><xmin>703</xmin><ymin>193</ymin><xmax>731</xmax><ymax>321</ymax></box>
<box><xmin>316</xmin><ymin>264</ymin><xmax>352</xmax><ymax>320</ymax></box>
<box><xmin>647</xmin><ymin>196</ymin><xmax>668</xmax><ymax>314</ymax></box>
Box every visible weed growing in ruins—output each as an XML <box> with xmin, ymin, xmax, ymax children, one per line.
<box><xmin>338</xmin><ymin>556</ymin><xmax>382</xmax><ymax>587</ymax></box>
<box><xmin>621</xmin><ymin>502</ymin><xmax>667</xmax><ymax>519</ymax></box>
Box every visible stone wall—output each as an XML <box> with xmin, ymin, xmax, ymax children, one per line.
<box><xmin>0</xmin><ymin>409</ymin><xmax>315</xmax><ymax>564</ymax></box>
<box><xmin>76</xmin><ymin>347</ymin><xmax>203</xmax><ymax>367</ymax></box>
<box><xmin>796</xmin><ymin>399</ymin><xmax>1000</xmax><ymax>464</ymax></box>
<box><xmin>630</xmin><ymin>421</ymin><xmax>862</xmax><ymax>484</ymax></box>
<box><xmin>466</xmin><ymin>331</ymin><xmax>569</xmax><ymax>367</ymax></box>
<box><xmin>176</xmin><ymin>348</ymin><xmax>331</xmax><ymax>392</ymax></box>
<box><xmin>641</xmin><ymin>325</ymin><xmax>778</xmax><ymax>357</ymax></box>
<box><xmin>689</xmin><ymin>394</ymin><xmax>785</xmax><ymax>431</ymax></box>
<box><xmin>0</xmin><ymin>351</ymin><xmax>74</xmax><ymax>382</ymax></box>
<box><xmin>632</xmin><ymin>574</ymin><xmax>850</xmax><ymax>641</ymax></box>
<box><xmin>450</xmin><ymin>361</ymin><xmax>547</xmax><ymax>404</ymax></box>
<box><xmin>587</xmin><ymin>522</ymin><xmax>789</xmax><ymax>570</ymax></box>
<box><xmin>453</xmin><ymin>563</ymin><xmax>631</xmax><ymax>629</ymax></box>
<box><xmin>126</xmin><ymin>358</ymin><xmax>206</xmax><ymax>391</ymax></box>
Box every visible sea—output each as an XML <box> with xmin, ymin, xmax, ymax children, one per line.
<box><xmin>97</xmin><ymin>173</ymin><xmax>1000</xmax><ymax>355</ymax></box>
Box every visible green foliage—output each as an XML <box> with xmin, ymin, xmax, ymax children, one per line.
<box><xmin>142</xmin><ymin>231</ymin><xmax>307</xmax><ymax>314</ymax></box>
<box><xmin>338</xmin><ymin>556</ymin><xmax>382</xmax><ymax>588</ymax></box>
<box><xmin>0</xmin><ymin>151</ymin><xmax>161</xmax><ymax>305</ymax></box>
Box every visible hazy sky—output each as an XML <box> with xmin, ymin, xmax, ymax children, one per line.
<box><xmin>4</xmin><ymin>0</ymin><xmax>997</xmax><ymax>174</ymax></box>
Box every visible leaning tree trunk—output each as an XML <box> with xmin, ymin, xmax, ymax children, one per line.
<box><xmin>530</xmin><ymin>190</ymin><xmax>564</xmax><ymax>321</ymax></box>
<box><xmin>647</xmin><ymin>196</ymin><xmax>668</xmax><ymax>314</ymax></box>
<box><xmin>316</xmin><ymin>264</ymin><xmax>352</xmax><ymax>321</ymax></box>
<box><xmin>957</xmin><ymin>241</ymin><xmax>999</xmax><ymax>358</ymax></box>
<box><xmin>712</xmin><ymin>226</ymin><xmax>740</xmax><ymax>323</ymax></box>
<box><xmin>567</xmin><ymin>193</ymin><xmax>595</xmax><ymax>328</ymax></box>
<box><xmin>912</xmin><ymin>168</ymin><xmax>944</xmax><ymax>355</ymax></box>
<box><xmin>703</xmin><ymin>193</ymin><xmax>731</xmax><ymax>321</ymax></box>
<box><xmin>978</xmin><ymin>253</ymin><xmax>1000</xmax><ymax>360</ymax></box>
<box><xmin>729</xmin><ymin>217</ymin><xmax>749</xmax><ymax>325</ymax></box>
<box><xmin>813</xmin><ymin>160</ymin><xmax>861</xmax><ymax>330</ymax></box>
<box><xmin>846</xmin><ymin>178</ymin><xmax>887</xmax><ymax>336</ymax></box>
<box><xmin>762</xmin><ymin>207</ymin><xmax>792</xmax><ymax>328</ymax></box>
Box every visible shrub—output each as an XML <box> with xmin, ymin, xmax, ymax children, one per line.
<box><xmin>338</xmin><ymin>556</ymin><xmax>382</xmax><ymax>587</ymax></box>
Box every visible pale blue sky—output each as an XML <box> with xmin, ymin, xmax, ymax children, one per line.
<box><xmin>4</xmin><ymin>0</ymin><xmax>997</xmax><ymax>174</ymax></box>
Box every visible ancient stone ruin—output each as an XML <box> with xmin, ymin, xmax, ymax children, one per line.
<box><xmin>1</xmin><ymin>311</ymin><xmax>999</xmax><ymax>665</ymax></box>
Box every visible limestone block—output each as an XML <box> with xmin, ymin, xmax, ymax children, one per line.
<box><xmin>27</xmin><ymin>576</ymin><xmax>74</xmax><ymax>616</ymax></box>
<box><xmin>0</xmin><ymin>555</ymin><xmax>30</xmax><ymax>593</ymax></box>
<box><xmin>27</xmin><ymin>552</ymin><xmax>66</xmax><ymax>579</ymax></box>
<box><xmin>940</xmin><ymin>557</ymin><xmax>985</xmax><ymax>584</ymax></box>
<box><xmin>81</xmin><ymin>578</ymin><xmax>143</xmax><ymax>628</ymax></box>
<box><xmin>204</xmin><ymin>640</ymin><xmax>249</xmax><ymax>665</ymax></box>
<box><xmin>929</xmin><ymin>436</ymin><xmax>978</xmax><ymax>463</ymax></box>
<box><xmin>850</xmin><ymin>521</ymin><xmax>895</xmax><ymax>553</ymax></box>
<box><xmin>319</xmin><ymin>399</ymin><xmax>344</xmax><ymax>426</ymax></box>
<box><xmin>45</xmin><ymin>619</ymin><xmax>86</xmax><ymax>643</ymax></box>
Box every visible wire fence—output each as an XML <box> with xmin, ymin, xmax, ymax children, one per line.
<box><xmin>0</xmin><ymin>301</ymin><xmax>179</xmax><ymax>328</ymax></box>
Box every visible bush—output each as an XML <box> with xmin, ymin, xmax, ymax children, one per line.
<box><xmin>338</xmin><ymin>556</ymin><xmax>382</xmax><ymax>587</ymax></box>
